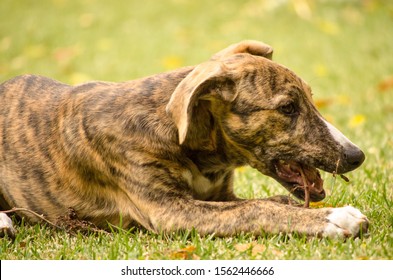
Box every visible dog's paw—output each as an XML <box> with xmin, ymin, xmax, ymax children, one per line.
<box><xmin>323</xmin><ymin>206</ymin><xmax>369</xmax><ymax>238</ymax></box>
<box><xmin>0</xmin><ymin>212</ymin><xmax>16</xmax><ymax>239</ymax></box>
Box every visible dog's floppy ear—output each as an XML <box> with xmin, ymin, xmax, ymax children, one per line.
<box><xmin>210</xmin><ymin>40</ymin><xmax>273</xmax><ymax>60</ymax></box>
<box><xmin>166</xmin><ymin>61</ymin><xmax>236</xmax><ymax>146</ymax></box>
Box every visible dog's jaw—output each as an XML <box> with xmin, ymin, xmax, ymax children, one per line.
<box><xmin>273</xmin><ymin>160</ymin><xmax>325</xmax><ymax>201</ymax></box>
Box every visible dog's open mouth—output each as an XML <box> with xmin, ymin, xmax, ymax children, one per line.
<box><xmin>274</xmin><ymin>160</ymin><xmax>325</xmax><ymax>202</ymax></box>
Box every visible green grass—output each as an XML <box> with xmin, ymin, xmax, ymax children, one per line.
<box><xmin>1</xmin><ymin>0</ymin><xmax>393</xmax><ymax>259</ymax></box>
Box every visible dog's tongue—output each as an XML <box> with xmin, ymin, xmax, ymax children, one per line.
<box><xmin>275</xmin><ymin>160</ymin><xmax>325</xmax><ymax>201</ymax></box>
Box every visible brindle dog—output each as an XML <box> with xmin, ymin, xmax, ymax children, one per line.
<box><xmin>0</xmin><ymin>41</ymin><xmax>368</xmax><ymax>238</ymax></box>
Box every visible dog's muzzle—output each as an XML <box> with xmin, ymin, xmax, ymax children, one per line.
<box><xmin>322</xmin><ymin>118</ymin><xmax>366</xmax><ymax>174</ymax></box>
<box><xmin>339</xmin><ymin>144</ymin><xmax>365</xmax><ymax>173</ymax></box>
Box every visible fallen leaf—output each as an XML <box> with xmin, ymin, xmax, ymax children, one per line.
<box><xmin>292</xmin><ymin>0</ymin><xmax>313</xmax><ymax>20</ymax></box>
<box><xmin>162</xmin><ymin>55</ymin><xmax>183</xmax><ymax>70</ymax></box>
<box><xmin>235</xmin><ymin>242</ymin><xmax>266</xmax><ymax>256</ymax></box>
<box><xmin>313</xmin><ymin>63</ymin><xmax>329</xmax><ymax>77</ymax></box>
<box><xmin>309</xmin><ymin>201</ymin><xmax>333</xmax><ymax>208</ymax></box>
<box><xmin>337</xmin><ymin>95</ymin><xmax>350</xmax><ymax>105</ymax></box>
<box><xmin>79</xmin><ymin>13</ymin><xmax>95</xmax><ymax>28</ymax></box>
<box><xmin>192</xmin><ymin>254</ymin><xmax>201</xmax><ymax>260</ymax></box>
<box><xmin>53</xmin><ymin>46</ymin><xmax>81</xmax><ymax>66</ymax></box>
<box><xmin>314</xmin><ymin>98</ymin><xmax>332</xmax><ymax>109</ymax></box>
<box><xmin>251</xmin><ymin>244</ymin><xmax>266</xmax><ymax>256</ymax></box>
<box><xmin>349</xmin><ymin>114</ymin><xmax>366</xmax><ymax>128</ymax></box>
<box><xmin>24</xmin><ymin>44</ymin><xmax>46</xmax><ymax>59</ymax></box>
<box><xmin>96</xmin><ymin>38</ymin><xmax>113</xmax><ymax>52</ymax></box>
<box><xmin>317</xmin><ymin>20</ymin><xmax>340</xmax><ymax>35</ymax></box>
<box><xmin>234</xmin><ymin>243</ymin><xmax>251</xmax><ymax>252</ymax></box>
<box><xmin>170</xmin><ymin>245</ymin><xmax>197</xmax><ymax>260</ymax></box>
<box><xmin>378</xmin><ymin>76</ymin><xmax>393</xmax><ymax>92</ymax></box>
<box><xmin>323</xmin><ymin>114</ymin><xmax>335</xmax><ymax>123</ymax></box>
<box><xmin>271</xmin><ymin>249</ymin><xmax>284</xmax><ymax>257</ymax></box>
<box><xmin>236</xmin><ymin>167</ymin><xmax>247</xmax><ymax>173</ymax></box>
<box><xmin>70</xmin><ymin>72</ymin><xmax>91</xmax><ymax>85</ymax></box>
<box><xmin>0</xmin><ymin>37</ymin><xmax>11</xmax><ymax>52</ymax></box>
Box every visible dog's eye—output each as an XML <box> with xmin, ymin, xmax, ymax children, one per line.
<box><xmin>279</xmin><ymin>103</ymin><xmax>297</xmax><ymax>116</ymax></box>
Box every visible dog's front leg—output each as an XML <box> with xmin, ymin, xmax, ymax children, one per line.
<box><xmin>146</xmin><ymin>198</ymin><xmax>368</xmax><ymax>238</ymax></box>
<box><xmin>262</xmin><ymin>195</ymin><xmax>303</xmax><ymax>206</ymax></box>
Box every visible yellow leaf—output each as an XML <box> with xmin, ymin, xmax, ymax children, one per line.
<box><xmin>271</xmin><ymin>249</ymin><xmax>284</xmax><ymax>257</ymax></box>
<box><xmin>357</xmin><ymin>256</ymin><xmax>369</xmax><ymax>260</ymax></box>
<box><xmin>235</xmin><ymin>243</ymin><xmax>266</xmax><ymax>256</ymax></box>
<box><xmin>309</xmin><ymin>201</ymin><xmax>333</xmax><ymax>208</ymax></box>
<box><xmin>349</xmin><ymin>114</ymin><xmax>366</xmax><ymax>128</ymax></box>
<box><xmin>192</xmin><ymin>254</ymin><xmax>201</xmax><ymax>260</ymax></box>
<box><xmin>53</xmin><ymin>46</ymin><xmax>81</xmax><ymax>66</ymax></box>
<box><xmin>292</xmin><ymin>0</ymin><xmax>313</xmax><ymax>20</ymax></box>
<box><xmin>79</xmin><ymin>13</ymin><xmax>95</xmax><ymax>28</ymax></box>
<box><xmin>70</xmin><ymin>72</ymin><xmax>92</xmax><ymax>85</ymax></box>
<box><xmin>0</xmin><ymin>37</ymin><xmax>11</xmax><ymax>52</ymax></box>
<box><xmin>312</xmin><ymin>63</ymin><xmax>328</xmax><ymax>77</ymax></box>
<box><xmin>337</xmin><ymin>95</ymin><xmax>351</xmax><ymax>105</ymax></box>
<box><xmin>317</xmin><ymin>20</ymin><xmax>340</xmax><ymax>35</ymax></box>
<box><xmin>234</xmin><ymin>243</ymin><xmax>251</xmax><ymax>252</ymax></box>
<box><xmin>170</xmin><ymin>245</ymin><xmax>197</xmax><ymax>260</ymax></box>
<box><xmin>11</xmin><ymin>56</ymin><xmax>26</xmax><ymax>70</ymax></box>
<box><xmin>251</xmin><ymin>244</ymin><xmax>266</xmax><ymax>256</ymax></box>
<box><xmin>24</xmin><ymin>44</ymin><xmax>46</xmax><ymax>59</ymax></box>
<box><xmin>378</xmin><ymin>76</ymin><xmax>393</xmax><ymax>92</ymax></box>
<box><xmin>314</xmin><ymin>98</ymin><xmax>332</xmax><ymax>109</ymax></box>
<box><xmin>162</xmin><ymin>55</ymin><xmax>183</xmax><ymax>70</ymax></box>
<box><xmin>182</xmin><ymin>245</ymin><xmax>196</xmax><ymax>252</ymax></box>
<box><xmin>236</xmin><ymin>167</ymin><xmax>247</xmax><ymax>173</ymax></box>
<box><xmin>323</xmin><ymin>114</ymin><xmax>335</xmax><ymax>124</ymax></box>
<box><xmin>96</xmin><ymin>38</ymin><xmax>113</xmax><ymax>52</ymax></box>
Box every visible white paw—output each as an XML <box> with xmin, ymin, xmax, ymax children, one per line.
<box><xmin>323</xmin><ymin>206</ymin><xmax>369</xmax><ymax>238</ymax></box>
<box><xmin>0</xmin><ymin>212</ymin><xmax>16</xmax><ymax>238</ymax></box>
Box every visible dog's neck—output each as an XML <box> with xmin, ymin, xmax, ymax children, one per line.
<box><xmin>182</xmin><ymin>128</ymin><xmax>248</xmax><ymax>175</ymax></box>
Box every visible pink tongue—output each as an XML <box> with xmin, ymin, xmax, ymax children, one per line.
<box><xmin>276</xmin><ymin>160</ymin><xmax>324</xmax><ymax>192</ymax></box>
<box><xmin>276</xmin><ymin>161</ymin><xmax>303</xmax><ymax>185</ymax></box>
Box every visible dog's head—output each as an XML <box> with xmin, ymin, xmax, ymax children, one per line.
<box><xmin>166</xmin><ymin>41</ymin><xmax>365</xmax><ymax>202</ymax></box>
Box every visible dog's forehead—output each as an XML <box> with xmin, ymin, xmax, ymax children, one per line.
<box><xmin>223</xmin><ymin>54</ymin><xmax>314</xmax><ymax>101</ymax></box>
<box><xmin>255</xmin><ymin>57</ymin><xmax>314</xmax><ymax>101</ymax></box>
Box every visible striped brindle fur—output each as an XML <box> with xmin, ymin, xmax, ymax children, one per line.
<box><xmin>0</xmin><ymin>41</ymin><xmax>368</xmax><ymax>238</ymax></box>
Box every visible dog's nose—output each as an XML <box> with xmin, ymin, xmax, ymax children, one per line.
<box><xmin>344</xmin><ymin>146</ymin><xmax>365</xmax><ymax>170</ymax></box>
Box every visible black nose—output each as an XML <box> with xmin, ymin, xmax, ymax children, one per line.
<box><xmin>344</xmin><ymin>146</ymin><xmax>365</xmax><ymax>171</ymax></box>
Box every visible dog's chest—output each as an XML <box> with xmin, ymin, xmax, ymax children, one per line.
<box><xmin>182</xmin><ymin>170</ymin><xmax>225</xmax><ymax>200</ymax></box>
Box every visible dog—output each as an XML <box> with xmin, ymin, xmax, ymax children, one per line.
<box><xmin>0</xmin><ymin>40</ymin><xmax>368</xmax><ymax>238</ymax></box>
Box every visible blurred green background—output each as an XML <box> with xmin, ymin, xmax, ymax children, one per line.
<box><xmin>1</xmin><ymin>0</ymin><xmax>393</xmax><ymax>259</ymax></box>
<box><xmin>1</xmin><ymin>0</ymin><xmax>392</xmax><ymax>84</ymax></box>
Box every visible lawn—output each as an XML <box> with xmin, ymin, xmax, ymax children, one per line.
<box><xmin>0</xmin><ymin>0</ymin><xmax>392</xmax><ymax>260</ymax></box>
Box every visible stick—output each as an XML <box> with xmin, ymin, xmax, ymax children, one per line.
<box><xmin>299</xmin><ymin>168</ymin><xmax>311</xmax><ymax>208</ymax></box>
<box><xmin>0</xmin><ymin>207</ymin><xmax>62</xmax><ymax>230</ymax></box>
